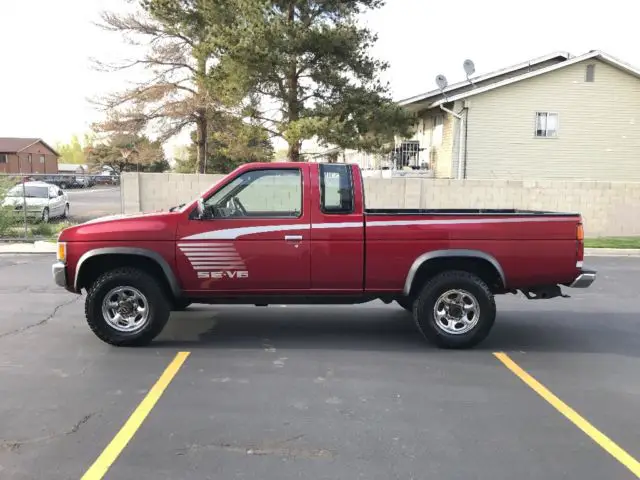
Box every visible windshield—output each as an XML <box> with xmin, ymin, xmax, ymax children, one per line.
<box><xmin>6</xmin><ymin>185</ymin><xmax>49</xmax><ymax>198</ymax></box>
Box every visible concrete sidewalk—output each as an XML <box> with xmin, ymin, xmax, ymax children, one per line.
<box><xmin>0</xmin><ymin>241</ymin><xmax>639</xmax><ymax>257</ymax></box>
<box><xmin>0</xmin><ymin>241</ymin><xmax>57</xmax><ymax>254</ymax></box>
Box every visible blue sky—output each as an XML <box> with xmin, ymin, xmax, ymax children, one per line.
<box><xmin>1</xmin><ymin>0</ymin><xmax>638</xmax><ymax>154</ymax></box>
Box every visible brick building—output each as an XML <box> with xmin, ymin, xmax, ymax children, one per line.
<box><xmin>0</xmin><ymin>138</ymin><xmax>59</xmax><ymax>174</ymax></box>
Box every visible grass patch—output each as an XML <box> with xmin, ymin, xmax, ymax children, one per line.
<box><xmin>584</xmin><ymin>236</ymin><xmax>640</xmax><ymax>249</ymax></box>
<box><xmin>1</xmin><ymin>216</ymin><xmax>76</xmax><ymax>242</ymax></box>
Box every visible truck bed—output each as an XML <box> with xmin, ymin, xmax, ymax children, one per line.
<box><xmin>365</xmin><ymin>208</ymin><xmax>579</xmax><ymax>216</ymax></box>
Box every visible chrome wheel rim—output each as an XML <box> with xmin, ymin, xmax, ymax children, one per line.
<box><xmin>101</xmin><ymin>286</ymin><xmax>150</xmax><ymax>333</ymax></box>
<box><xmin>433</xmin><ymin>289</ymin><xmax>480</xmax><ymax>335</ymax></box>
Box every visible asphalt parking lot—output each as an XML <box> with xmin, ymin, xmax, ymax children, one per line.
<box><xmin>65</xmin><ymin>186</ymin><xmax>121</xmax><ymax>223</ymax></box>
<box><xmin>0</xmin><ymin>255</ymin><xmax>639</xmax><ymax>480</ymax></box>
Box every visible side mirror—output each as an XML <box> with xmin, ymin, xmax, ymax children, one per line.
<box><xmin>196</xmin><ymin>198</ymin><xmax>205</xmax><ymax>219</ymax></box>
<box><xmin>58</xmin><ymin>190</ymin><xmax>63</xmax><ymax>197</ymax></box>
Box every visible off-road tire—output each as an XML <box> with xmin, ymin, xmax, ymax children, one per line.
<box><xmin>413</xmin><ymin>270</ymin><xmax>496</xmax><ymax>349</ymax></box>
<box><xmin>85</xmin><ymin>267</ymin><xmax>170</xmax><ymax>347</ymax></box>
<box><xmin>396</xmin><ymin>297</ymin><xmax>414</xmax><ymax>312</ymax></box>
<box><xmin>172</xmin><ymin>298</ymin><xmax>192</xmax><ymax>311</ymax></box>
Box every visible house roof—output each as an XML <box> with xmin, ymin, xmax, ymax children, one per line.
<box><xmin>398</xmin><ymin>51</ymin><xmax>571</xmax><ymax>107</ymax></box>
<box><xmin>0</xmin><ymin>137</ymin><xmax>60</xmax><ymax>156</ymax></box>
<box><xmin>400</xmin><ymin>50</ymin><xmax>640</xmax><ymax>110</ymax></box>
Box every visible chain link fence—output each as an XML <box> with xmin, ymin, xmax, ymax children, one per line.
<box><xmin>0</xmin><ymin>171</ymin><xmax>121</xmax><ymax>241</ymax></box>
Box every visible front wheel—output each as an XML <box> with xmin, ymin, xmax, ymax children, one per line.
<box><xmin>41</xmin><ymin>207</ymin><xmax>50</xmax><ymax>223</ymax></box>
<box><xmin>84</xmin><ymin>267</ymin><xmax>171</xmax><ymax>346</ymax></box>
<box><xmin>413</xmin><ymin>270</ymin><xmax>496</xmax><ymax>349</ymax></box>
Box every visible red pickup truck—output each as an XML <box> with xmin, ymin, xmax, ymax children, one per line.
<box><xmin>52</xmin><ymin>162</ymin><xmax>595</xmax><ymax>349</ymax></box>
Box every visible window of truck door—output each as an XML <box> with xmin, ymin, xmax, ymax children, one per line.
<box><xmin>309</xmin><ymin>164</ymin><xmax>365</xmax><ymax>291</ymax></box>
<box><xmin>176</xmin><ymin>166</ymin><xmax>311</xmax><ymax>293</ymax></box>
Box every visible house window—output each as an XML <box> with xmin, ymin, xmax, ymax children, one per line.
<box><xmin>535</xmin><ymin>112</ymin><xmax>559</xmax><ymax>138</ymax></box>
<box><xmin>40</xmin><ymin>155</ymin><xmax>45</xmax><ymax>163</ymax></box>
<box><xmin>28</xmin><ymin>154</ymin><xmax>32</xmax><ymax>163</ymax></box>
<box><xmin>0</xmin><ymin>154</ymin><xmax>7</xmax><ymax>164</ymax></box>
<box><xmin>586</xmin><ymin>64</ymin><xmax>596</xmax><ymax>82</ymax></box>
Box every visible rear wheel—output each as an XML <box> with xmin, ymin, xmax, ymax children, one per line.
<box><xmin>85</xmin><ymin>267</ymin><xmax>170</xmax><ymax>346</ymax></box>
<box><xmin>413</xmin><ymin>270</ymin><xmax>496</xmax><ymax>349</ymax></box>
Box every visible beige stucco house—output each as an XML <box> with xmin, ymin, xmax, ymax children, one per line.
<box><xmin>398</xmin><ymin>50</ymin><xmax>640</xmax><ymax>180</ymax></box>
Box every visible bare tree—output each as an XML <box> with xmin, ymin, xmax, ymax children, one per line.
<box><xmin>90</xmin><ymin>3</ymin><xmax>233</xmax><ymax>173</ymax></box>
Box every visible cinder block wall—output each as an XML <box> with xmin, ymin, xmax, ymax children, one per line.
<box><xmin>121</xmin><ymin>173</ymin><xmax>640</xmax><ymax>237</ymax></box>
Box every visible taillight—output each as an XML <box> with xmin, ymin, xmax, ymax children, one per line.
<box><xmin>576</xmin><ymin>221</ymin><xmax>584</xmax><ymax>264</ymax></box>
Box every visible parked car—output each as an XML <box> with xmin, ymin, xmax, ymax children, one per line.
<box><xmin>92</xmin><ymin>172</ymin><xmax>120</xmax><ymax>186</ymax></box>
<box><xmin>52</xmin><ymin>162</ymin><xmax>595</xmax><ymax>348</ymax></box>
<box><xmin>41</xmin><ymin>174</ymin><xmax>77</xmax><ymax>190</ymax></box>
<box><xmin>3</xmin><ymin>181</ymin><xmax>69</xmax><ymax>222</ymax></box>
<box><xmin>75</xmin><ymin>175</ymin><xmax>95</xmax><ymax>188</ymax></box>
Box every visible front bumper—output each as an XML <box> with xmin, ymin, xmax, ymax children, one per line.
<box><xmin>52</xmin><ymin>261</ymin><xmax>67</xmax><ymax>288</ymax></box>
<box><xmin>569</xmin><ymin>268</ymin><xmax>597</xmax><ymax>288</ymax></box>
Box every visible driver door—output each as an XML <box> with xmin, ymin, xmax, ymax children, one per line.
<box><xmin>176</xmin><ymin>165</ymin><xmax>311</xmax><ymax>294</ymax></box>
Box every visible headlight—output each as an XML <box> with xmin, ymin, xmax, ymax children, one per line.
<box><xmin>56</xmin><ymin>242</ymin><xmax>67</xmax><ymax>263</ymax></box>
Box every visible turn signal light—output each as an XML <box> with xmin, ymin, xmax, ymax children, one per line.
<box><xmin>57</xmin><ymin>242</ymin><xmax>67</xmax><ymax>263</ymax></box>
<box><xmin>577</xmin><ymin>223</ymin><xmax>584</xmax><ymax>241</ymax></box>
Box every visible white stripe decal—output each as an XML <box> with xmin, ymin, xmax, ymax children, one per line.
<box><xmin>179</xmin><ymin>216</ymin><xmax>574</xmax><ymax>240</ymax></box>
<box><xmin>310</xmin><ymin>222</ymin><xmax>363</xmax><ymax>230</ymax></box>
<box><xmin>177</xmin><ymin>243</ymin><xmax>235</xmax><ymax>247</ymax></box>
<box><xmin>181</xmin><ymin>224</ymin><xmax>305</xmax><ymax>240</ymax></box>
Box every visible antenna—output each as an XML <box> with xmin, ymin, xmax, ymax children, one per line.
<box><xmin>463</xmin><ymin>59</ymin><xmax>476</xmax><ymax>87</ymax></box>
<box><xmin>435</xmin><ymin>74</ymin><xmax>448</xmax><ymax>92</ymax></box>
<box><xmin>463</xmin><ymin>59</ymin><xmax>475</xmax><ymax>77</ymax></box>
<box><xmin>435</xmin><ymin>74</ymin><xmax>449</xmax><ymax>104</ymax></box>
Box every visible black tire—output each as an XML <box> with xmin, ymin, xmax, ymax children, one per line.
<box><xmin>412</xmin><ymin>270</ymin><xmax>496</xmax><ymax>349</ymax></box>
<box><xmin>62</xmin><ymin>203</ymin><xmax>69</xmax><ymax>219</ymax></box>
<box><xmin>396</xmin><ymin>297</ymin><xmax>414</xmax><ymax>312</ymax></box>
<box><xmin>41</xmin><ymin>207</ymin><xmax>50</xmax><ymax>223</ymax></box>
<box><xmin>84</xmin><ymin>267</ymin><xmax>171</xmax><ymax>347</ymax></box>
<box><xmin>172</xmin><ymin>298</ymin><xmax>191</xmax><ymax>311</ymax></box>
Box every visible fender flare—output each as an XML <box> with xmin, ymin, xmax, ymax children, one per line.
<box><xmin>74</xmin><ymin>247</ymin><xmax>182</xmax><ymax>297</ymax></box>
<box><xmin>403</xmin><ymin>249</ymin><xmax>506</xmax><ymax>296</ymax></box>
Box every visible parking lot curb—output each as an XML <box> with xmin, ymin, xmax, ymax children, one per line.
<box><xmin>585</xmin><ymin>248</ymin><xmax>640</xmax><ymax>257</ymax></box>
<box><xmin>0</xmin><ymin>241</ymin><xmax>57</xmax><ymax>254</ymax></box>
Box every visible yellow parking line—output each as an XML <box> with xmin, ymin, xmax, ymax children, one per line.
<box><xmin>494</xmin><ymin>352</ymin><xmax>640</xmax><ymax>478</ymax></box>
<box><xmin>81</xmin><ymin>351</ymin><xmax>191</xmax><ymax>480</ymax></box>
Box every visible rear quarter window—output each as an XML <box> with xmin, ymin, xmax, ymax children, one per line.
<box><xmin>320</xmin><ymin>164</ymin><xmax>354</xmax><ymax>214</ymax></box>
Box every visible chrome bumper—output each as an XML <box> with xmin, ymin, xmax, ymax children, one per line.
<box><xmin>569</xmin><ymin>268</ymin><xmax>596</xmax><ymax>288</ymax></box>
<box><xmin>52</xmin><ymin>261</ymin><xmax>67</xmax><ymax>288</ymax></box>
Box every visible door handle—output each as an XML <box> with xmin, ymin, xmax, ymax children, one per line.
<box><xmin>284</xmin><ymin>235</ymin><xmax>303</xmax><ymax>241</ymax></box>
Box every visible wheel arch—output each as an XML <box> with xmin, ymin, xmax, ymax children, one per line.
<box><xmin>403</xmin><ymin>249</ymin><xmax>506</xmax><ymax>296</ymax></box>
<box><xmin>74</xmin><ymin>247</ymin><xmax>182</xmax><ymax>298</ymax></box>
